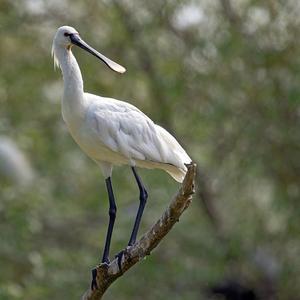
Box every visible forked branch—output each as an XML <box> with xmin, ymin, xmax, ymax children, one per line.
<box><xmin>81</xmin><ymin>163</ymin><xmax>196</xmax><ymax>300</ymax></box>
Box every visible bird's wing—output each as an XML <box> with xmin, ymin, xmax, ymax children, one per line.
<box><xmin>154</xmin><ymin>124</ymin><xmax>191</xmax><ymax>169</ymax></box>
<box><xmin>85</xmin><ymin>94</ymin><xmax>191</xmax><ymax>172</ymax></box>
<box><xmin>86</xmin><ymin>95</ymin><xmax>166</xmax><ymax>163</ymax></box>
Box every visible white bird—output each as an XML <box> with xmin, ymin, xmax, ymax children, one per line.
<box><xmin>52</xmin><ymin>25</ymin><xmax>191</xmax><ymax>288</ymax></box>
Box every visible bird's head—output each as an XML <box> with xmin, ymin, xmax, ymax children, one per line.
<box><xmin>53</xmin><ymin>26</ymin><xmax>79</xmax><ymax>48</ymax></box>
<box><xmin>52</xmin><ymin>25</ymin><xmax>126</xmax><ymax>74</ymax></box>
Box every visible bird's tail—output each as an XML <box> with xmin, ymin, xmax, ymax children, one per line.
<box><xmin>163</xmin><ymin>164</ymin><xmax>187</xmax><ymax>183</ymax></box>
<box><xmin>154</xmin><ymin>125</ymin><xmax>191</xmax><ymax>182</ymax></box>
<box><xmin>135</xmin><ymin>124</ymin><xmax>191</xmax><ymax>183</ymax></box>
<box><xmin>135</xmin><ymin>159</ymin><xmax>187</xmax><ymax>183</ymax></box>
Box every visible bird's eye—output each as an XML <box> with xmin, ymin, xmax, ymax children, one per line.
<box><xmin>64</xmin><ymin>32</ymin><xmax>70</xmax><ymax>37</ymax></box>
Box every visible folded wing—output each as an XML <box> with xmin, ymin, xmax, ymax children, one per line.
<box><xmin>86</xmin><ymin>95</ymin><xmax>191</xmax><ymax>180</ymax></box>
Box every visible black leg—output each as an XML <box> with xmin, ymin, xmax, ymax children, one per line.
<box><xmin>102</xmin><ymin>177</ymin><xmax>117</xmax><ymax>263</ymax></box>
<box><xmin>92</xmin><ymin>177</ymin><xmax>117</xmax><ymax>290</ymax></box>
<box><xmin>128</xmin><ymin>167</ymin><xmax>148</xmax><ymax>246</ymax></box>
<box><xmin>114</xmin><ymin>167</ymin><xmax>148</xmax><ymax>272</ymax></box>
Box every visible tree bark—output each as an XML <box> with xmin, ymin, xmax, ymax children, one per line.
<box><xmin>81</xmin><ymin>163</ymin><xmax>196</xmax><ymax>300</ymax></box>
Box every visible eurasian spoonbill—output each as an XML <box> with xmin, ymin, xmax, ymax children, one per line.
<box><xmin>52</xmin><ymin>25</ymin><xmax>191</xmax><ymax>288</ymax></box>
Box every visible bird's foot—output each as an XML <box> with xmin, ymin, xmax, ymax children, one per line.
<box><xmin>91</xmin><ymin>262</ymin><xmax>110</xmax><ymax>290</ymax></box>
<box><xmin>115</xmin><ymin>250</ymin><xmax>124</xmax><ymax>273</ymax></box>
<box><xmin>115</xmin><ymin>247</ymin><xmax>130</xmax><ymax>273</ymax></box>
<box><xmin>91</xmin><ymin>268</ymin><xmax>98</xmax><ymax>290</ymax></box>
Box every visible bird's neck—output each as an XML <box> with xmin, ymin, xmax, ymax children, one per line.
<box><xmin>56</xmin><ymin>47</ymin><xmax>86</xmax><ymax>125</ymax></box>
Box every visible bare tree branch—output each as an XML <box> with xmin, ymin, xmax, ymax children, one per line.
<box><xmin>81</xmin><ymin>163</ymin><xmax>196</xmax><ymax>300</ymax></box>
<box><xmin>219</xmin><ymin>0</ymin><xmax>241</xmax><ymax>26</ymax></box>
<box><xmin>219</xmin><ymin>0</ymin><xmax>254</xmax><ymax>41</ymax></box>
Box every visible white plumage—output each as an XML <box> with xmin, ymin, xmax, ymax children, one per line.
<box><xmin>52</xmin><ymin>25</ymin><xmax>192</xmax><ymax>283</ymax></box>
<box><xmin>52</xmin><ymin>26</ymin><xmax>191</xmax><ymax>182</ymax></box>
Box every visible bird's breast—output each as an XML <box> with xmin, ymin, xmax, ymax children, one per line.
<box><xmin>65</xmin><ymin>118</ymin><xmax>128</xmax><ymax>166</ymax></box>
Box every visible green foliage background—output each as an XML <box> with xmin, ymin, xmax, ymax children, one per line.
<box><xmin>0</xmin><ymin>0</ymin><xmax>299</xmax><ymax>299</ymax></box>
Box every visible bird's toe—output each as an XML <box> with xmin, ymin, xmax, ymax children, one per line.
<box><xmin>115</xmin><ymin>249</ymin><xmax>126</xmax><ymax>272</ymax></box>
<box><xmin>91</xmin><ymin>268</ymin><xmax>98</xmax><ymax>290</ymax></box>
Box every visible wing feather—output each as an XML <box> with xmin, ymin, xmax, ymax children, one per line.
<box><xmin>85</xmin><ymin>94</ymin><xmax>191</xmax><ymax>170</ymax></box>
<box><xmin>86</xmin><ymin>96</ymin><xmax>162</xmax><ymax>162</ymax></box>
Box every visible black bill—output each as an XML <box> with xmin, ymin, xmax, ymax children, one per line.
<box><xmin>70</xmin><ymin>33</ymin><xmax>126</xmax><ymax>74</ymax></box>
